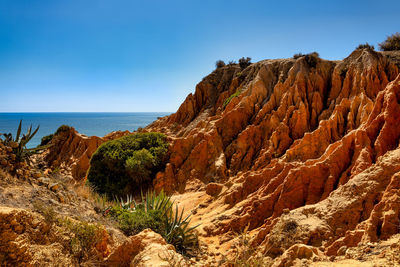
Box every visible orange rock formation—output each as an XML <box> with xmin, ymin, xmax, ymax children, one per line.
<box><xmin>146</xmin><ymin>49</ymin><xmax>400</xmax><ymax>258</ymax></box>
<box><xmin>45</xmin><ymin>128</ymin><xmax>130</xmax><ymax>180</ymax></box>
<box><xmin>45</xmin><ymin>49</ymin><xmax>400</xmax><ymax>260</ymax></box>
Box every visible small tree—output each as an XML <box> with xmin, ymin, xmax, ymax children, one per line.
<box><xmin>215</xmin><ymin>60</ymin><xmax>226</xmax><ymax>69</ymax></box>
<box><xmin>379</xmin><ymin>33</ymin><xmax>400</xmax><ymax>51</ymax></box>
<box><xmin>238</xmin><ymin>57</ymin><xmax>252</xmax><ymax>69</ymax></box>
<box><xmin>87</xmin><ymin>132</ymin><xmax>168</xmax><ymax>197</ymax></box>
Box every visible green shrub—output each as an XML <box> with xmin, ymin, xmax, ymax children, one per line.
<box><xmin>40</xmin><ymin>134</ymin><xmax>54</xmax><ymax>146</ymax></box>
<box><xmin>379</xmin><ymin>33</ymin><xmax>400</xmax><ymax>51</ymax></box>
<box><xmin>239</xmin><ymin>57</ymin><xmax>252</xmax><ymax>69</ymax></box>
<box><xmin>106</xmin><ymin>191</ymin><xmax>198</xmax><ymax>255</ymax></box>
<box><xmin>356</xmin><ymin>43</ymin><xmax>375</xmax><ymax>50</ymax></box>
<box><xmin>115</xmin><ymin>207</ymin><xmax>165</xmax><ymax>236</ymax></box>
<box><xmin>87</xmin><ymin>132</ymin><xmax>168</xmax><ymax>197</ymax></box>
<box><xmin>55</xmin><ymin>125</ymin><xmax>72</xmax><ymax>135</ymax></box>
<box><xmin>61</xmin><ymin>218</ymin><xmax>104</xmax><ymax>261</ymax></box>
<box><xmin>215</xmin><ymin>60</ymin><xmax>226</xmax><ymax>69</ymax></box>
<box><xmin>223</xmin><ymin>89</ymin><xmax>241</xmax><ymax>108</ymax></box>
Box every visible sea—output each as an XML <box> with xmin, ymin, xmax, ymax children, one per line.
<box><xmin>0</xmin><ymin>112</ymin><xmax>170</xmax><ymax>148</ymax></box>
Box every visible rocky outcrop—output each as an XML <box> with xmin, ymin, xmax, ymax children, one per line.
<box><xmin>145</xmin><ymin>49</ymin><xmax>400</xmax><ymax>261</ymax></box>
<box><xmin>106</xmin><ymin>229</ymin><xmax>186</xmax><ymax>267</ymax></box>
<box><xmin>40</xmin><ymin>49</ymin><xmax>400</xmax><ymax>264</ymax></box>
<box><xmin>44</xmin><ymin>127</ymin><xmax>130</xmax><ymax>180</ymax></box>
<box><xmin>0</xmin><ymin>206</ymin><xmax>76</xmax><ymax>266</ymax></box>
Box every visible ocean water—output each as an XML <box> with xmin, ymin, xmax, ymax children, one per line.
<box><xmin>0</xmin><ymin>112</ymin><xmax>170</xmax><ymax>148</ymax></box>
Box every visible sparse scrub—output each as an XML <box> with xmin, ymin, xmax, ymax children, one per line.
<box><xmin>216</xmin><ymin>60</ymin><xmax>226</xmax><ymax>69</ymax></box>
<box><xmin>239</xmin><ymin>57</ymin><xmax>252</xmax><ymax>69</ymax></box>
<box><xmin>39</xmin><ymin>134</ymin><xmax>54</xmax><ymax>146</ymax></box>
<box><xmin>293</xmin><ymin>53</ymin><xmax>304</xmax><ymax>59</ymax></box>
<box><xmin>379</xmin><ymin>33</ymin><xmax>400</xmax><ymax>51</ymax></box>
<box><xmin>60</xmin><ymin>217</ymin><xmax>105</xmax><ymax>261</ymax></box>
<box><xmin>356</xmin><ymin>43</ymin><xmax>375</xmax><ymax>50</ymax></box>
<box><xmin>223</xmin><ymin>89</ymin><xmax>241</xmax><ymax>108</ymax></box>
<box><xmin>223</xmin><ymin>224</ymin><xmax>271</xmax><ymax>267</ymax></box>
<box><xmin>293</xmin><ymin>52</ymin><xmax>320</xmax><ymax>68</ymax></box>
<box><xmin>33</xmin><ymin>200</ymin><xmax>106</xmax><ymax>263</ymax></box>
<box><xmin>87</xmin><ymin>132</ymin><xmax>168</xmax><ymax>197</ymax></box>
<box><xmin>55</xmin><ymin>125</ymin><xmax>72</xmax><ymax>135</ymax></box>
<box><xmin>266</xmin><ymin>217</ymin><xmax>305</xmax><ymax>257</ymax></box>
<box><xmin>33</xmin><ymin>201</ymin><xmax>58</xmax><ymax>225</ymax></box>
<box><xmin>304</xmin><ymin>52</ymin><xmax>319</xmax><ymax>68</ymax></box>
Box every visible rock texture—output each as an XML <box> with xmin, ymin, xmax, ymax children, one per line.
<box><xmin>44</xmin><ymin>127</ymin><xmax>130</xmax><ymax>180</ymax></box>
<box><xmin>106</xmin><ymin>229</ymin><xmax>186</xmax><ymax>267</ymax></box>
<box><xmin>39</xmin><ymin>49</ymin><xmax>400</xmax><ymax>264</ymax></box>
<box><xmin>145</xmin><ymin>49</ymin><xmax>400</xmax><ymax>261</ymax></box>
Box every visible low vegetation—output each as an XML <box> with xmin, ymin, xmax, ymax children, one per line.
<box><xmin>223</xmin><ymin>224</ymin><xmax>270</xmax><ymax>267</ymax></box>
<box><xmin>61</xmin><ymin>218</ymin><xmax>105</xmax><ymax>261</ymax></box>
<box><xmin>379</xmin><ymin>32</ymin><xmax>400</xmax><ymax>51</ymax></box>
<box><xmin>33</xmin><ymin>200</ymin><xmax>105</xmax><ymax>263</ymax></box>
<box><xmin>304</xmin><ymin>52</ymin><xmax>319</xmax><ymax>68</ymax></box>
<box><xmin>55</xmin><ymin>125</ymin><xmax>72</xmax><ymax>135</ymax></box>
<box><xmin>239</xmin><ymin>57</ymin><xmax>252</xmax><ymax>69</ymax></box>
<box><xmin>0</xmin><ymin>120</ymin><xmax>43</xmax><ymax>163</ymax></box>
<box><xmin>293</xmin><ymin>53</ymin><xmax>305</xmax><ymax>59</ymax></box>
<box><xmin>105</xmin><ymin>191</ymin><xmax>198</xmax><ymax>255</ymax></box>
<box><xmin>293</xmin><ymin>52</ymin><xmax>320</xmax><ymax>68</ymax></box>
<box><xmin>356</xmin><ymin>43</ymin><xmax>375</xmax><ymax>50</ymax></box>
<box><xmin>223</xmin><ymin>89</ymin><xmax>241</xmax><ymax>108</ymax></box>
<box><xmin>87</xmin><ymin>132</ymin><xmax>168</xmax><ymax>197</ymax></box>
<box><xmin>215</xmin><ymin>60</ymin><xmax>226</xmax><ymax>69</ymax></box>
<box><xmin>40</xmin><ymin>134</ymin><xmax>54</xmax><ymax>146</ymax></box>
<box><xmin>39</xmin><ymin>125</ymin><xmax>72</xmax><ymax>147</ymax></box>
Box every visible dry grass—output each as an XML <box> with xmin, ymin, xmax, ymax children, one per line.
<box><xmin>32</xmin><ymin>200</ymin><xmax>58</xmax><ymax>225</ymax></box>
<box><xmin>222</xmin><ymin>224</ymin><xmax>272</xmax><ymax>267</ymax></box>
<box><xmin>73</xmin><ymin>183</ymin><xmax>111</xmax><ymax>214</ymax></box>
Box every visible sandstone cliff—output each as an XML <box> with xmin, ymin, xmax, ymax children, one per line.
<box><xmin>144</xmin><ymin>49</ymin><xmax>400</xmax><ymax>261</ymax></box>
<box><xmin>44</xmin><ymin>127</ymin><xmax>130</xmax><ymax>180</ymax></box>
<box><xmin>41</xmin><ymin>49</ymin><xmax>400</xmax><ymax>264</ymax></box>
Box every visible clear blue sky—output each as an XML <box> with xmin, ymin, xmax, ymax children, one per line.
<box><xmin>1</xmin><ymin>0</ymin><xmax>399</xmax><ymax>112</ymax></box>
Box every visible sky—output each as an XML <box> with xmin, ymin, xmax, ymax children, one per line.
<box><xmin>1</xmin><ymin>0</ymin><xmax>400</xmax><ymax>112</ymax></box>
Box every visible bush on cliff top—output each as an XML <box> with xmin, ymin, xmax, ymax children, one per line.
<box><xmin>215</xmin><ymin>60</ymin><xmax>226</xmax><ymax>69</ymax></box>
<box><xmin>38</xmin><ymin>125</ymin><xmax>72</xmax><ymax>147</ymax></box>
<box><xmin>356</xmin><ymin>43</ymin><xmax>375</xmax><ymax>50</ymax></box>
<box><xmin>293</xmin><ymin>52</ymin><xmax>320</xmax><ymax>68</ymax></box>
<box><xmin>379</xmin><ymin>33</ymin><xmax>400</xmax><ymax>51</ymax></box>
<box><xmin>87</xmin><ymin>132</ymin><xmax>168</xmax><ymax>197</ymax></box>
<box><xmin>55</xmin><ymin>125</ymin><xmax>72</xmax><ymax>135</ymax></box>
<box><xmin>239</xmin><ymin>57</ymin><xmax>252</xmax><ymax>69</ymax></box>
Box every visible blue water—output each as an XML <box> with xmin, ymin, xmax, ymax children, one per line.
<box><xmin>0</xmin><ymin>112</ymin><xmax>170</xmax><ymax>148</ymax></box>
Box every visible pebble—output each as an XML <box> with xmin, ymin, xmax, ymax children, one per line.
<box><xmin>38</xmin><ymin>177</ymin><xmax>50</xmax><ymax>186</ymax></box>
<box><xmin>49</xmin><ymin>183</ymin><xmax>60</xmax><ymax>192</ymax></box>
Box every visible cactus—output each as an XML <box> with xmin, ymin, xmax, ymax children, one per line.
<box><xmin>0</xmin><ymin>120</ymin><xmax>47</xmax><ymax>163</ymax></box>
